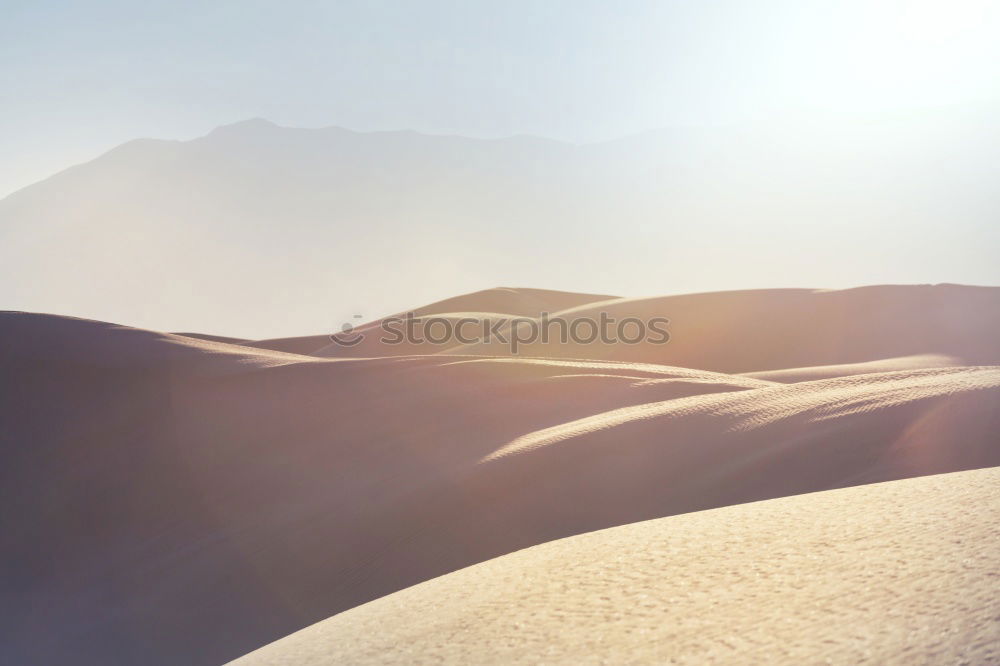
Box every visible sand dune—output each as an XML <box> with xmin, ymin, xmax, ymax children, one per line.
<box><xmin>309</xmin><ymin>287</ymin><xmax>616</xmax><ymax>358</ymax></box>
<box><xmin>1</xmin><ymin>311</ymin><xmax>308</xmax><ymax>368</ymax></box>
<box><xmin>405</xmin><ymin>286</ymin><xmax>616</xmax><ymax>318</ymax></box>
<box><xmin>184</xmin><ymin>287</ymin><xmax>615</xmax><ymax>358</ymax></box>
<box><xmin>446</xmin><ymin>284</ymin><xmax>1000</xmax><ymax>372</ymax></box>
<box><xmin>308</xmin><ymin>285</ymin><xmax>1000</xmax><ymax>369</ymax></box>
<box><xmin>2</xmin><ymin>285</ymin><xmax>998</xmax><ymax>665</ymax></box>
<box><xmin>231</xmin><ymin>467</ymin><xmax>1000</xmax><ymax>665</ymax></box>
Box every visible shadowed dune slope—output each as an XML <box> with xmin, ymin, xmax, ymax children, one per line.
<box><xmin>1</xmin><ymin>311</ymin><xmax>309</xmax><ymax>369</ymax></box>
<box><xmin>1</xmin><ymin>299</ymin><xmax>999</xmax><ymax>665</ymax></box>
<box><xmin>231</xmin><ymin>467</ymin><xmax>1000</xmax><ymax>666</ymax></box>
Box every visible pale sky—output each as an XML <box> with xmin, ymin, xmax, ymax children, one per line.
<box><xmin>3</xmin><ymin>0</ymin><xmax>1000</xmax><ymax>198</ymax></box>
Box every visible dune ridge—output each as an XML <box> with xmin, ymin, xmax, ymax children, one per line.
<box><xmin>230</xmin><ymin>467</ymin><xmax>1000</xmax><ymax>665</ymax></box>
<box><xmin>1</xmin><ymin>285</ymin><xmax>998</xmax><ymax>665</ymax></box>
<box><xmin>307</xmin><ymin>285</ymin><xmax>1000</xmax><ymax>375</ymax></box>
<box><xmin>441</xmin><ymin>284</ymin><xmax>1000</xmax><ymax>371</ymax></box>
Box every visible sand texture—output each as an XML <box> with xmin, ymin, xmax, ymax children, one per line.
<box><xmin>2</xmin><ymin>284</ymin><xmax>998</xmax><ymax>664</ymax></box>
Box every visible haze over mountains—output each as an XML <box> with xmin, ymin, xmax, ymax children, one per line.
<box><xmin>2</xmin><ymin>106</ymin><xmax>998</xmax><ymax>338</ymax></box>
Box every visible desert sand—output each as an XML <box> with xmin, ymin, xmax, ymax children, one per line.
<box><xmin>230</xmin><ymin>467</ymin><xmax>1000</xmax><ymax>665</ymax></box>
<box><xmin>1</xmin><ymin>284</ymin><xmax>998</xmax><ymax>665</ymax></box>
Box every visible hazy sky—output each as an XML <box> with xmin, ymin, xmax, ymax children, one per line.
<box><xmin>3</xmin><ymin>0</ymin><xmax>1000</xmax><ymax>197</ymax></box>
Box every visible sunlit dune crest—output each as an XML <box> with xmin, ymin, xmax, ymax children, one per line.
<box><xmin>230</xmin><ymin>468</ymin><xmax>1000</xmax><ymax>665</ymax></box>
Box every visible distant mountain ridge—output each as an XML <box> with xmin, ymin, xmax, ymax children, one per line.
<box><xmin>2</xmin><ymin>111</ymin><xmax>998</xmax><ymax>337</ymax></box>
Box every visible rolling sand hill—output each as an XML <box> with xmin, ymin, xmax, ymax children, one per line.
<box><xmin>2</xmin><ymin>285</ymin><xmax>999</xmax><ymax>665</ymax></box>
<box><xmin>258</xmin><ymin>287</ymin><xmax>616</xmax><ymax>357</ymax></box>
<box><xmin>231</xmin><ymin>467</ymin><xmax>1000</xmax><ymax>665</ymax></box>
<box><xmin>436</xmin><ymin>284</ymin><xmax>1000</xmax><ymax>372</ymax></box>
<box><xmin>292</xmin><ymin>285</ymin><xmax>1000</xmax><ymax>368</ymax></box>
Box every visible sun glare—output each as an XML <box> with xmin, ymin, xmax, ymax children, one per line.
<box><xmin>898</xmin><ymin>0</ymin><xmax>993</xmax><ymax>43</ymax></box>
<box><xmin>806</xmin><ymin>0</ymin><xmax>1000</xmax><ymax>113</ymax></box>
